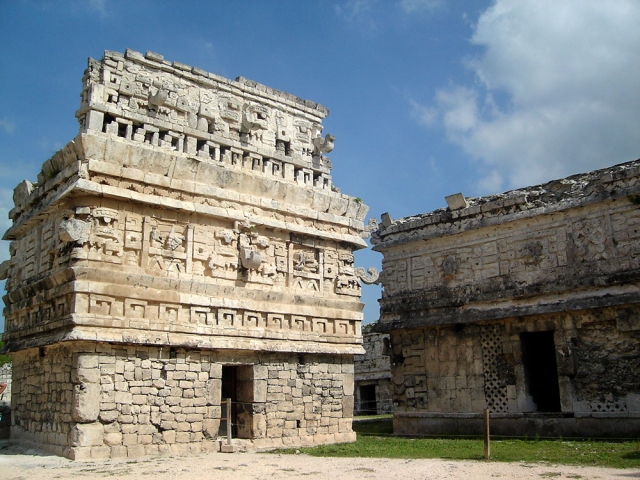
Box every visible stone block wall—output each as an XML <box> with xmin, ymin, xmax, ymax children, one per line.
<box><xmin>9</xmin><ymin>342</ymin><xmax>355</xmax><ymax>459</ymax></box>
<box><xmin>389</xmin><ymin>325</ymin><xmax>486</xmax><ymax>415</ymax></box>
<box><xmin>11</xmin><ymin>345</ymin><xmax>74</xmax><ymax>451</ymax></box>
<box><xmin>354</xmin><ymin>379</ymin><xmax>392</xmax><ymax>415</ymax></box>
<box><xmin>355</xmin><ymin>332</ymin><xmax>390</xmax><ymax>377</ymax></box>
<box><xmin>389</xmin><ymin>306</ymin><xmax>640</xmax><ymax>437</ymax></box>
<box><xmin>260</xmin><ymin>356</ymin><xmax>355</xmax><ymax>447</ymax></box>
<box><xmin>354</xmin><ymin>332</ymin><xmax>392</xmax><ymax>414</ymax></box>
<box><xmin>570</xmin><ymin>309</ymin><xmax>640</xmax><ymax>414</ymax></box>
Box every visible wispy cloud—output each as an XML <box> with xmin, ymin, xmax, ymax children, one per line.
<box><xmin>67</xmin><ymin>0</ymin><xmax>110</xmax><ymax>19</ymax></box>
<box><xmin>413</xmin><ymin>0</ymin><xmax>640</xmax><ymax>194</ymax></box>
<box><xmin>0</xmin><ymin>118</ymin><xmax>16</xmax><ymax>135</ymax></box>
<box><xmin>87</xmin><ymin>0</ymin><xmax>108</xmax><ymax>17</ymax></box>
<box><xmin>335</xmin><ymin>0</ymin><xmax>379</xmax><ymax>33</ymax></box>
<box><xmin>410</xmin><ymin>99</ymin><xmax>438</xmax><ymax>127</ymax></box>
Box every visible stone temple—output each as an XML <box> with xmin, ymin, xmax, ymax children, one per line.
<box><xmin>372</xmin><ymin>161</ymin><xmax>640</xmax><ymax>438</ymax></box>
<box><xmin>0</xmin><ymin>49</ymin><xmax>378</xmax><ymax>459</ymax></box>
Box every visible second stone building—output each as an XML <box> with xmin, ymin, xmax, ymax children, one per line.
<box><xmin>372</xmin><ymin>161</ymin><xmax>640</xmax><ymax>438</ymax></box>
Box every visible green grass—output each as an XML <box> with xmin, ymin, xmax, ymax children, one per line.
<box><xmin>273</xmin><ymin>418</ymin><xmax>640</xmax><ymax>469</ymax></box>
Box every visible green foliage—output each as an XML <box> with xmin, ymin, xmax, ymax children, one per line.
<box><xmin>0</xmin><ymin>339</ymin><xmax>11</xmax><ymax>366</ymax></box>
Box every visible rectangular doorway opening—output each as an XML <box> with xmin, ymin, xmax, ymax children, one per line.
<box><xmin>221</xmin><ymin>366</ymin><xmax>238</xmax><ymax>438</ymax></box>
<box><xmin>520</xmin><ymin>331</ymin><xmax>561</xmax><ymax>412</ymax></box>
<box><xmin>221</xmin><ymin>365</ymin><xmax>255</xmax><ymax>439</ymax></box>
<box><xmin>359</xmin><ymin>384</ymin><xmax>377</xmax><ymax>415</ymax></box>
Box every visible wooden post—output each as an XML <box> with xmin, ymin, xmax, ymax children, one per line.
<box><xmin>483</xmin><ymin>408</ymin><xmax>490</xmax><ymax>460</ymax></box>
<box><xmin>226</xmin><ymin>397</ymin><xmax>233</xmax><ymax>445</ymax></box>
<box><xmin>220</xmin><ymin>397</ymin><xmax>235</xmax><ymax>452</ymax></box>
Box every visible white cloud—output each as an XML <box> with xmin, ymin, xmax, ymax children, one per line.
<box><xmin>410</xmin><ymin>99</ymin><xmax>438</xmax><ymax>127</ymax></box>
<box><xmin>0</xmin><ymin>118</ymin><xmax>15</xmax><ymax>135</ymax></box>
<box><xmin>417</xmin><ymin>0</ymin><xmax>640</xmax><ymax>193</ymax></box>
<box><xmin>477</xmin><ymin>169</ymin><xmax>503</xmax><ymax>194</ymax></box>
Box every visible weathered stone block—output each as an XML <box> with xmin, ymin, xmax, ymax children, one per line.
<box><xmin>99</xmin><ymin>409</ymin><xmax>119</xmax><ymax>423</ymax></box>
<box><xmin>127</xmin><ymin>444</ymin><xmax>147</xmax><ymax>458</ymax></box>
<box><xmin>110</xmin><ymin>445</ymin><xmax>128</xmax><ymax>458</ymax></box>
<box><xmin>254</xmin><ymin>365</ymin><xmax>268</xmax><ymax>380</ymax></box>
<box><xmin>342</xmin><ymin>395</ymin><xmax>354</xmax><ymax>416</ymax></box>
<box><xmin>205</xmin><ymin>379</ymin><xmax>221</xmax><ymax>405</ymax></box>
<box><xmin>627</xmin><ymin>394</ymin><xmax>640</xmax><ymax>413</ymax></box>
<box><xmin>72</xmin><ymin>383</ymin><xmax>101</xmax><ymax>422</ymax></box>
<box><xmin>103</xmin><ymin>432</ymin><xmax>122</xmax><ymax>446</ymax></box>
<box><xmin>70</xmin><ymin>423</ymin><xmax>104</xmax><ymax>447</ymax></box>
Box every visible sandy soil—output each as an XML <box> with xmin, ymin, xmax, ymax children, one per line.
<box><xmin>1</xmin><ymin>442</ymin><xmax>638</xmax><ymax>480</ymax></box>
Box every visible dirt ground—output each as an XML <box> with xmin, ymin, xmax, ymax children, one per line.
<box><xmin>1</xmin><ymin>441</ymin><xmax>638</xmax><ymax>480</ymax></box>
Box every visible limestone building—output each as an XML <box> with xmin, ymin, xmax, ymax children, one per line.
<box><xmin>354</xmin><ymin>329</ymin><xmax>392</xmax><ymax>415</ymax></box>
<box><xmin>372</xmin><ymin>161</ymin><xmax>640</xmax><ymax>438</ymax></box>
<box><xmin>0</xmin><ymin>49</ymin><xmax>377</xmax><ymax>459</ymax></box>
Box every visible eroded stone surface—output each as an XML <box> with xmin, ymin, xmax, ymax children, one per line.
<box><xmin>354</xmin><ymin>330</ymin><xmax>392</xmax><ymax>415</ymax></box>
<box><xmin>2</xmin><ymin>49</ymin><xmax>369</xmax><ymax>458</ymax></box>
<box><xmin>373</xmin><ymin>160</ymin><xmax>640</xmax><ymax>438</ymax></box>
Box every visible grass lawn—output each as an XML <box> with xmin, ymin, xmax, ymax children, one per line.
<box><xmin>274</xmin><ymin>418</ymin><xmax>640</xmax><ymax>469</ymax></box>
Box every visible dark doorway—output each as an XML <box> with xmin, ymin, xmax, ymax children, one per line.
<box><xmin>221</xmin><ymin>365</ymin><xmax>255</xmax><ymax>439</ymax></box>
<box><xmin>520</xmin><ymin>331</ymin><xmax>562</xmax><ymax>412</ymax></box>
<box><xmin>221</xmin><ymin>366</ymin><xmax>238</xmax><ymax>437</ymax></box>
<box><xmin>359</xmin><ymin>384</ymin><xmax>377</xmax><ymax>415</ymax></box>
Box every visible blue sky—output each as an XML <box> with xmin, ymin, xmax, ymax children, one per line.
<box><xmin>1</xmin><ymin>0</ymin><xmax>640</xmax><ymax>331</ymax></box>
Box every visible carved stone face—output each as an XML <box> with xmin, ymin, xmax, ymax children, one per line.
<box><xmin>441</xmin><ymin>255</ymin><xmax>458</xmax><ymax>282</ymax></box>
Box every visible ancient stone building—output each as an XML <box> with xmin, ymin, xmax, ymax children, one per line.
<box><xmin>0</xmin><ymin>49</ymin><xmax>378</xmax><ymax>459</ymax></box>
<box><xmin>354</xmin><ymin>328</ymin><xmax>392</xmax><ymax>415</ymax></box>
<box><xmin>372</xmin><ymin>161</ymin><xmax>640</xmax><ymax>438</ymax></box>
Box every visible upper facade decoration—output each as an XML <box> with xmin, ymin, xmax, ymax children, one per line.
<box><xmin>1</xmin><ymin>50</ymin><xmax>375</xmax><ymax>354</ymax></box>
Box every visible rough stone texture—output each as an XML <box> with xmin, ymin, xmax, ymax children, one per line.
<box><xmin>354</xmin><ymin>330</ymin><xmax>392</xmax><ymax>415</ymax></box>
<box><xmin>372</xmin><ymin>160</ymin><xmax>640</xmax><ymax>438</ymax></box>
<box><xmin>9</xmin><ymin>342</ymin><xmax>354</xmax><ymax>458</ymax></box>
<box><xmin>1</xmin><ymin>49</ymin><xmax>369</xmax><ymax>458</ymax></box>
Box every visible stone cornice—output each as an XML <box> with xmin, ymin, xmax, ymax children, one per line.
<box><xmin>373</xmin><ymin>158</ymin><xmax>640</xmax><ymax>249</ymax></box>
